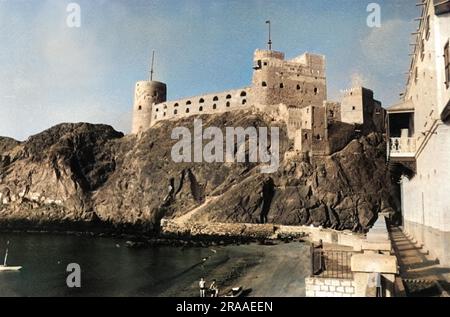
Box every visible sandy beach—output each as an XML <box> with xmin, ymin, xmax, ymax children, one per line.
<box><xmin>161</xmin><ymin>242</ymin><xmax>311</xmax><ymax>297</ymax></box>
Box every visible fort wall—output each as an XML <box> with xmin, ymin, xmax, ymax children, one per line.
<box><xmin>151</xmin><ymin>88</ymin><xmax>251</xmax><ymax>126</ymax></box>
<box><xmin>325</xmin><ymin>101</ymin><xmax>342</xmax><ymax>123</ymax></box>
<box><xmin>293</xmin><ymin>105</ymin><xmax>328</xmax><ymax>155</ymax></box>
<box><xmin>341</xmin><ymin>87</ymin><xmax>365</xmax><ymax>125</ymax></box>
<box><xmin>340</xmin><ymin>87</ymin><xmax>385</xmax><ymax>134</ymax></box>
<box><xmin>131</xmin><ymin>48</ymin><xmax>384</xmax><ymax>160</ymax></box>
<box><xmin>134</xmin><ymin>49</ymin><xmax>329</xmax><ymax>133</ymax></box>
<box><xmin>311</xmin><ymin>106</ymin><xmax>328</xmax><ymax>155</ymax></box>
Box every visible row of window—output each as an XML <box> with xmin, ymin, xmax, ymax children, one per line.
<box><xmin>150</xmin><ymin>91</ymin><xmax>248</xmax><ymax>112</ymax></box>
<box><xmin>138</xmin><ymin>83</ymin><xmax>321</xmax><ymax>111</ymax></box>
<box><xmin>260</xmin><ymin>82</ymin><xmax>319</xmax><ymax>94</ymax></box>
<box><xmin>153</xmin><ymin>99</ymin><xmax>248</xmax><ymax>120</ymax></box>
<box><xmin>136</xmin><ymin>91</ymin><xmax>248</xmax><ymax>113</ymax></box>
<box><xmin>302</xmin><ymin>133</ymin><xmax>322</xmax><ymax>141</ymax></box>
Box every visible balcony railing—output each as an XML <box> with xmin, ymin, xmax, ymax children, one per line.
<box><xmin>389</xmin><ymin>137</ymin><xmax>416</xmax><ymax>157</ymax></box>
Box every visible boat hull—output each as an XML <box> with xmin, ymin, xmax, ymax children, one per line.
<box><xmin>0</xmin><ymin>265</ymin><xmax>22</xmax><ymax>271</ymax></box>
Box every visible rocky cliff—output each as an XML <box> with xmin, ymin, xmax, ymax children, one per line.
<box><xmin>0</xmin><ymin>111</ymin><xmax>399</xmax><ymax>234</ymax></box>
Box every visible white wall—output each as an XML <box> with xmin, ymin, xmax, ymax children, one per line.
<box><xmin>401</xmin><ymin>123</ymin><xmax>450</xmax><ymax>264</ymax></box>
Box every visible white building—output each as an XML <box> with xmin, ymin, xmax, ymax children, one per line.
<box><xmin>387</xmin><ymin>0</ymin><xmax>450</xmax><ymax>265</ymax></box>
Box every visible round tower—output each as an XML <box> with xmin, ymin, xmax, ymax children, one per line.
<box><xmin>250</xmin><ymin>49</ymin><xmax>285</xmax><ymax>109</ymax></box>
<box><xmin>131</xmin><ymin>80</ymin><xmax>167</xmax><ymax>134</ymax></box>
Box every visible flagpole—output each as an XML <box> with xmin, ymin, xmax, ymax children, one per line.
<box><xmin>266</xmin><ymin>20</ymin><xmax>272</xmax><ymax>51</ymax></box>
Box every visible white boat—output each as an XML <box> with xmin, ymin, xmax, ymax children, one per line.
<box><xmin>0</xmin><ymin>241</ymin><xmax>22</xmax><ymax>272</ymax></box>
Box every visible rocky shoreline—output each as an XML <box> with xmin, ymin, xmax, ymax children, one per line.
<box><xmin>0</xmin><ymin>218</ymin><xmax>309</xmax><ymax>249</ymax></box>
<box><xmin>1</xmin><ymin>117</ymin><xmax>400</xmax><ymax>236</ymax></box>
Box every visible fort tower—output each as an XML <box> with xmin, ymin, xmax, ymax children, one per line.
<box><xmin>250</xmin><ymin>50</ymin><xmax>327</xmax><ymax>111</ymax></box>
<box><xmin>131</xmin><ymin>81</ymin><xmax>167</xmax><ymax>134</ymax></box>
<box><xmin>131</xmin><ymin>53</ymin><xmax>167</xmax><ymax>134</ymax></box>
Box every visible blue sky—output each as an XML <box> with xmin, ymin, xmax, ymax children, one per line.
<box><xmin>0</xmin><ymin>0</ymin><xmax>418</xmax><ymax>140</ymax></box>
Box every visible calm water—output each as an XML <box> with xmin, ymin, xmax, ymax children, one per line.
<box><xmin>0</xmin><ymin>232</ymin><xmax>218</xmax><ymax>297</ymax></box>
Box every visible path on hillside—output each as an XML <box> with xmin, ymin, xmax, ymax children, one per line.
<box><xmin>173</xmin><ymin>196</ymin><xmax>217</xmax><ymax>225</ymax></box>
<box><xmin>173</xmin><ymin>181</ymin><xmax>246</xmax><ymax>225</ymax></box>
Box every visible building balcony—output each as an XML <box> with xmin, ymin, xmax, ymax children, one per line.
<box><xmin>389</xmin><ymin>137</ymin><xmax>416</xmax><ymax>158</ymax></box>
<box><xmin>387</xmin><ymin>100</ymin><xmax>415</xmax><ymax>162</ymax></box>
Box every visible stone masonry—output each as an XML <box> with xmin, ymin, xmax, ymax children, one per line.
<box><xmin>305</xmin><ymin>277</ymin><xmax>356</xmax><ymax>297</ymax></box>
<box><xmin>131</xmin><ymin>47</ymin><xmax>385</xmax><ymax>156</ymax></box>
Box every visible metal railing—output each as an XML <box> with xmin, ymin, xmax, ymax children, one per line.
<box><xmin>311</xmin><ymin>246</ymin><xmax>354</xmax><ymax>280</ymax></box>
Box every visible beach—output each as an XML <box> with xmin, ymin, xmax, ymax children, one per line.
<box><xmin>0</xmin><ymin>232</ymin><xmax>311</xmax><ymax>297</ymax></box>
<box><xmin>161</xmin><ymin>242</ymin><xmax>311</xmax><ymax>297</ymax></box>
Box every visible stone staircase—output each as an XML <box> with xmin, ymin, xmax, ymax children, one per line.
<box><xmin>390</xmin><ymin>227</ymin><xmax>449</xmax><ymax>297</ymax></box>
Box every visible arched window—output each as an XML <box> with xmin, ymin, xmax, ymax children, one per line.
<box><xmin>199</xmin><ymin>98</ymin><xmax>205</xmax><ymax>103</ymax></box>
<box><xmin>242</xmin><ymin>99</ymin><xmax>247</xmax><ymax>105</ymax></box>
<box><xmin>240</xmin><ymin>91</ymin><xmax>247</xmax><ymax>97</ymax></box>
<box><xmin>174</xmin><ymin>109</ymin><xmax>178</xmax><ymax>115</ymax></box>
<box><xmin>280</xmin><ymin>83</ymin><xmax>284</xmax><ymax>88</ymax></box>
<box><xmin>213</xmin><ymin>96</ymin><xmax>219</xmax><ymax>101</ymax></box>
<box><xmin>138</xmin><ymin>106</ymin><xmax>142</xmax><ymax>110</ymax></box>
<box><xmin>296</xmin><ymin>84</ymin><xmax>301</xmax><ymax>90</ymax></box>
<box><xmin>163</xmin><ymin>112</ymin><xmax>166</xmax><ymax>117</ymax></box>
<box><xmin>226</xmin><ymin>94</ymin><xmax>232</xmax><ymax>99</ymax></box>
<box><xmin>226</xmin><ymin>101</ymin><xmax>230</xmax><ymax>107</ymax></box>
<box><xmin>314</xmin><ymin>87</ymin><xmax>318</xmax><ymax>95</ymax></box>
<box><xmin>186</xmin><ymin>100</ymin><xmax>192</xmax><ymax>105</ymax></box>
<box><xmin>213</xmin><ymin>104</ymin><xmax>217</xmax><ymax>110</ymax></box>
<box><xmin>174</xmin><ymin>103</ymin><xmax>179</xmax><ymax>107</ymax></box>
<box><xmin>186</xmin><ymin>108</ymin><xmax>190</xmax><ymax>113</ymax></box>
<box><xmin>199</xmin><ymin>106</ymin><xmax>203</xmax><ymax>112</ymax></box>
<box><xmin>304</xmin><ymin>134</ymin><xmax>308</xmax><ymax>140</ymax></box>
<box><xmin>155</xmin><ymin>108</ymin><xmax>159</xmax><ymax>112</ymax></box>
<box><xmin>262</xmin><ymin>81</ymin><xmax>267</xmax><ymax>87</ymax></box>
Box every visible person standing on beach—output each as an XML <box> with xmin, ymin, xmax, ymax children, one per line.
<box><xmin>209</xmin><ymin>279</ymin><xmax>219</xmax><ymax>297</ymax></box>
<box><xmin>199</xmin><ymin>278</ymin><xmax>206</xmax><ymax>297</ymax></box>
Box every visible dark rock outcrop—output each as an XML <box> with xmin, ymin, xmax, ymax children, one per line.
<box><xmin>0</xmin><ymin>111</ymin><xmax>399</xmax><ymax>234</ymax></box>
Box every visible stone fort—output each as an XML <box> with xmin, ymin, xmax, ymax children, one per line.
<box><xmin>131</xmin><ymin>47</ymin><xmax>385</xmax><ymax>156</ymax></box>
